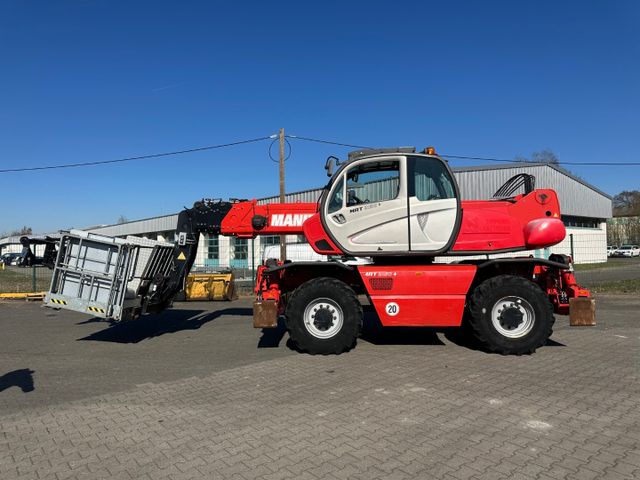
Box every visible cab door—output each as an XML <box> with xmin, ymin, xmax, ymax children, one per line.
<box><xmin>323</xmin><ymin>156</ymin><xmax>409</xmax><ymax>254</ymax></box>
<box><xmin>407</xmin><ymin>156</ymin><xmax>460</xmax><ymax>252</ymax></box>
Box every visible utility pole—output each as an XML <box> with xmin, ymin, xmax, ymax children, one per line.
<box><xmin>279</xmin><ymin>128</ymin><xmax>287</xmax><ymax>262</ymax></box>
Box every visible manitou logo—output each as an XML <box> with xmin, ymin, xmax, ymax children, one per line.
<box><xmin>270</xmin><ymin>213</ymin><xmax>313</xmax><ymax>227</ymax></box>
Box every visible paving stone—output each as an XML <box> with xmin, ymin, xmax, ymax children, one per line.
<box><xmin>1</xmin><ymin>296</ymin><xmax>638</xmax><ymax>479</ymax></box>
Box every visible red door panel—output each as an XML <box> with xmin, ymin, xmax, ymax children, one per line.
<box><xmin>358</xmin><ymin>265</ymin><xmax>477</xmax><ymax>327</ymax></box>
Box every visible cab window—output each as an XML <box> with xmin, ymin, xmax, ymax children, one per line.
<box><xmin>327</xmin><ymin>176</ymin><xmax>344</xmax><ymax>214</ymax></box>
<box><xmin>345</xmin><ymin>161</ymin><xmax>400</xmax><ymax>206</ymax></box>
<box><xmin>411</xmin><ymin>157</ymin><xmax>456</xmax><ymax>201</ymax></box>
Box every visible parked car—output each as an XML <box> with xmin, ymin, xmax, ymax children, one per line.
<box><xmin>613</xmin><ymin>244</ymin><xmax>640</xmax><ymax>257</ymax></box>
<box><xmin>607</xmin><ymin>245</ymin><xmax>618</xmax><ymax>257</ymax></box>
<box><xmin>1</xmin><ymin>252</ymin><xmax>21</xmax><ymax>266</ymax></box>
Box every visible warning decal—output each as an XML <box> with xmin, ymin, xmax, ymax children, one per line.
<box><xmin>177</xmin><ymin>252</ymin><xmax>187</xmax><ymax>261</ymax></box>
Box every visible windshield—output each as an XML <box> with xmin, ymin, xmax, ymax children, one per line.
<box><xmin>620</xmin><ymin>246</ymin><xmax>632</xmax><ymax>249</ymax></box>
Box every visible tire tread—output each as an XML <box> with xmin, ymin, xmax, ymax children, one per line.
<box><xmin>285</xmin><ymin>277</ymin><xmax>362</xmax><ymax>355</ymax></box>
<box><xmin>467</xmin><ymin>274</ymin><xmax>554</xmax><ymax>355</ymax></box>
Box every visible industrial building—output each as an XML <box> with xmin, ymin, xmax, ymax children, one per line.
<box><xmin>1</xmin><ymin>162</ymin><xmax>612</xmax><ymax>266</ymax></box>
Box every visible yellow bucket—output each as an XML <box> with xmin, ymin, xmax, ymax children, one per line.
<box><xmin>184</xmin><ymin>273</ymin><xmax>234</xmax><ymax>301</ymax></box>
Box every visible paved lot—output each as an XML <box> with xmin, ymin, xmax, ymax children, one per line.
<box><xmin>1</xmin><ymin>296</ymin><xmax>639</xmax><ymax>480</ymax></box>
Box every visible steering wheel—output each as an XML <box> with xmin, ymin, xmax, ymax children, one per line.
<box><xmin>347</xmin><ymin>190</ymin><xmax>365</xmax><ymax>205</ymax></box>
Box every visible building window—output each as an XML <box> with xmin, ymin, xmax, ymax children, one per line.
<box><xmin>261</xmin><ymin>235</ymin><xmax>280</xmax><ymax>247</ymax></box>
<box><xmin>230</xmin><ymin>237</ymin><xmax>248</xmax><ymax>268</ymax></box>
<box><xmin>207</xmin><ymin>236</ymin><xmax>219</xmax><ymax>260</ymax></box>
<box><xmin>204</xmin><ymin>236</ymin><xmax>220</xmax><ymax>267</ymax></box>
<box><xmin>561</xmin><ymin>216</ymin><xmax>601</xmax><ymax>229</ymax></box>
<box><xmin>233</xmin><ymin>238</ymin><xmax>248</xmax><ymax>260</ymax></box>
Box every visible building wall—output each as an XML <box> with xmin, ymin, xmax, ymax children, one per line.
<box><xmin>0</xmin><ymin>242</ymin><xmax>46</xmax><ymax>256</ymax></box>
<box><xmin>552</xmin><ymin>223</ymin><xmax>608</xmax><ymax>264</ymax></box>
<box><xmin>64</xmin><ymin>162</ymin><xmax>609</xmax><ymax>268</ymax></box>
<box><xmin>1</xmin><ymin>244</ymin><xmax>23</xmax><ymax>255</ymax></box>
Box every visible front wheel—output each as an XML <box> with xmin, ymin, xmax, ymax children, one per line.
<box><xmin>285</xmin><ymin>277</ymin><xmax>362</xmax><ymax>355</ymax></box>
<box><xmin>466</xmin><ymin>275</ymin><xmax>554</xmax><ymax>355</ymax></box>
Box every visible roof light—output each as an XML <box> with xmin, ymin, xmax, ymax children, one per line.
<box><xmin>424</xmin><ymin>146</ymin><xmax>437</xmax><ymax>155</ymax></box>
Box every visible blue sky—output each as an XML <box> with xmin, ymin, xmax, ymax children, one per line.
<box><xmin>1</xmin><ymin>0</ymin><xmax>638</xmax><ymax>233</ymax></box>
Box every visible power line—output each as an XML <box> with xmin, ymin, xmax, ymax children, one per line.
<box><xmin>3</xmin><ymin>132</ymin><xmax>639</xmax><ymax>173</ymax></box>
<box><xmin>287</xmin><ymin>134</ymin><xmax>640</xmax><ymax>166</ymax></box>
<box><xmin>0</xmin><ymin>135</ymin><xmax>274</xmax><ymax>173</ymax></box>
<box><xmin>440</xmin><ymin>154</ymin><xmax>640</xmax><ymax>166</ymax></box>
<box><xmin>285</xmin><ymin>134</ymin><xmax>372</xmax><ymax>150</ymax></box>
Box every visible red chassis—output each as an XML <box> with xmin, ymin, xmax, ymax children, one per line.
<box><xmin>255</xmin><ymin>260</ymin><xmax>588</xmax><ymax>328</ymax></box>
<box><xmin>228</xmin><ymin>188</ymin><xmax>590</xmax><ymax>328</ymax></box>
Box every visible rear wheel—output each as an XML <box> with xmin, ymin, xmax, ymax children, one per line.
<box><xmin>467</xmin><ymin>275</ymin><xmax>554</xmax><ymax>355</ymax></box>
<box><xmin>285</xmin><ymin>277</ymin><xmax>362</xmax><ymax>354</ymax></box>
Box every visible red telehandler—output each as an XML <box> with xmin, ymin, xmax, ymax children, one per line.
<box><xmin>44</xmin><ymin>147</ymin><xmax>591</xmax><ymax>355</ymax></box>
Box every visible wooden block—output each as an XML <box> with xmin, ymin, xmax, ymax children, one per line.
<box><xmin>253</xmin><ymin>300</ymin><xmax>278</xmax><ymax>328</ymax></box>
<box><xmin>569</xmin><ymin>297</ymin><xmax>596</xmax><ymax>326</ymax></box>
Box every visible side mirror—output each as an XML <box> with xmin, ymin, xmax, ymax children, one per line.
<box><xmin>325</xmin><ymin>156</ymin><xmax>339</xmax><ymax>177</ymax></box>
<box><xmin>324</xmin><ymin>157</ymin><xmax>335</xmax><ymax>177</ymax></box>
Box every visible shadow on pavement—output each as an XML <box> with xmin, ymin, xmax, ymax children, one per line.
<box><xmin>257</xmin><ymin>316</ymin><xmax>288</xmax><ymax>348</ymax></box>
<box><xmin>0</xmin><ymin>369</ymin><xmax>35</xmax><ymax>393</ymax></box>
<box><xmin>443</xmin><ymin>329</ymin><xmax>567</xmax><ymax>352</ymax></box>
<box><xmin>78</xmin><ymin>308</ymin><xmax>252</xmax><ymax>343</ymax></box>
<box><xmin>360</xmin><ymin>313</ymin><xmax>446</xmax><ymax>346</ymax></box>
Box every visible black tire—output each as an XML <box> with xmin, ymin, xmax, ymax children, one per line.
<box><xmin>285</xmin><ymin>277</ymin><xmax>362</xmax><ymax>355</ymax></box>
<box><xmin>467</xmin><ymin>275</ymin><xmax>554</xmax><ymax>355</ymax></box>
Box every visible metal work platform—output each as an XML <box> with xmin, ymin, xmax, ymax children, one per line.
<box><xmin>44</xmin><ymin>230</ymin><xmax>175</xmax><ymax>321</ymax></box>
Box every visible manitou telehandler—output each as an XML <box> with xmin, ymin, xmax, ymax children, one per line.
<box><xmin>44</xmin><ymin>147</ymin><xmax>591</xmax><ymax>354</ymax></box>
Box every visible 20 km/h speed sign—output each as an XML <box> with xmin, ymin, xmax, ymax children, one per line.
<box><xmin>385</xmin><ymin>302</ymin><xmax>400</xmax><ymax>316</ymax></box>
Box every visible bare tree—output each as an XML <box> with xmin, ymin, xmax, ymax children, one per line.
<box><xmin>607</xmin><ymin>222</ymin><xmax>623</xmax><ymax>246</ymax></box>
<box><xmin>613</xmin><ymin>190</ymin><xmax>640</xmax><ymax>216</ymax></box>
<box><xmin>117</xmin><ymin>215</ymin><xmax>128</xmax><ymax>224</ymax></box>
<box><xmin>629</xmin><ymin>217</ymin><xmax>640</xmax><ymax>244</ymax></box>
<box><xmin>14</xmin><ymin>226</ymin><xmax>32</xmax><ymax>236</ymax></box>
<box><xmin>1</xmin><ymin>226</ymin><xmax>33</xmax><ymax>238</ymax></box>
<box><xmin>531</xmin><ymin>149</ymin><xmax>560</xmax><ymax>165</ymax></box>
<box><xmin>514</xmin><ymin>149</ymin><xmax>560</xmax><ymax>165</ymax></box>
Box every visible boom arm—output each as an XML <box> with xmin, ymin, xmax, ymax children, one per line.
<box><xmin>142</xmin><ymin>199</ymin><xmax>317</xmax><ymax>312</ymax></box>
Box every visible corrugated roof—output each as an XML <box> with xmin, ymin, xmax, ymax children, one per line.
<box><xmin>452</xmin><ymin>162</ymin><xmax>612</xmax><ymax>200</ymax></box>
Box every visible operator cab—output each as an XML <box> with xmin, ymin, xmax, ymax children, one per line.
<box><xmin>320</xmin><ymin>147</ymin><xmax>461</xmax><ymax>255</ymax></box>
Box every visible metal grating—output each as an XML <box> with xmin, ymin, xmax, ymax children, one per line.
<box><xmin>369</xmin><ymin>277</ymin><xmax>394</xmax><ymax>291</ymax></box>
